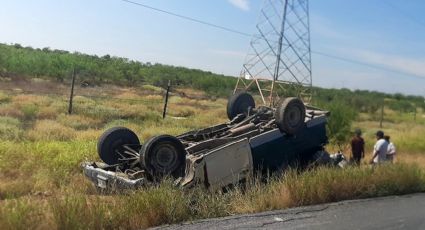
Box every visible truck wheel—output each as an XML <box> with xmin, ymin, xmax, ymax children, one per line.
<box><xmin>275</xmin><ymin>97</ymin><xmax>305</xmax><ymax>135</ymax></box>
<box><xmin>227</xmin><ymin>92</ymin><xmax>255</xmax><ymax>120</ymax></box>
<box><xmin>97</xmin><ymin>127</ymin><xmax>140</xmax><ymax>165</ymax></box>
<box><xmin>140</xmin><ymin>135</ymin><xmax>186</xmax><ymax>179</ymax></box>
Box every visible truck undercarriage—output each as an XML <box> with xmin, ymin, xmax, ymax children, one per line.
<box><xmin>82</xmin><ymin>92</ymin><xmax>343</xmax><ymax>191</ymax></box>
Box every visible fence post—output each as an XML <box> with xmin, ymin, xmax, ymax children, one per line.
<box><xmin>68</xmin><ymin>68</ymin><xmax>76</xmax><ymax>114</ymax></box>
<box><xmin>163</xmin><ymin>80</ymin><xmax>171</xmax><ymax>119</ymax></box>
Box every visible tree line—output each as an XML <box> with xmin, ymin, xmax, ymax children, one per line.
<box><xmin>1</xmin><ymin>43</ymin><xmax>424</xmax><ymax>113</ymax></box>
<box><xmin>0</xmin><ymin>43</ymin><xmax>236</xmax><ymax>96</ymax></box>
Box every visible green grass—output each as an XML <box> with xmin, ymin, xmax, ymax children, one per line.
<box><xmin>0</xmin><ymin>164</ymin><xmax>424</xmax><ymax>229</ymax></box>
<box><xmin>1</xmin><ymin>83</ymin><xmax>425</xmax><ymax>229</ymax></box>
<box><xmin>0</xmin><ymin>199</ymin><xmax>41</xmax><ymax>230</ymax></box>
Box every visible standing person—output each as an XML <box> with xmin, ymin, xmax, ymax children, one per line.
<box><xmin>385</xmin><ymin>135</ymin><xmax>396</xmax><ymax>163</ymax></box>
<box><xmin>370</xmin><ymin>130</ymin><xmax>388</xmax><ymax>165</ymax></box>
<box><xmin>350</xmin><ymin>128</ymin><xmax>365</xmax><ymax>165</ymax></box>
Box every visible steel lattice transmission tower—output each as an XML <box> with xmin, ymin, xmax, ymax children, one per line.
<box><xmin>234</xmin><ymin>0</ymin><xmax>312</xmax><ymax>106</ymax></box>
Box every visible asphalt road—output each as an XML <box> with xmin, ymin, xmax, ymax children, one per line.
<box><xmin>155</xmin><ymin>193</ymin><xmax>425</xmax><ymax>230</ymax></box>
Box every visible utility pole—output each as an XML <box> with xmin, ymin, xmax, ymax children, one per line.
<box><xmin>68</xmin><ymin>68</ymin><xmax>76</xmax><ymax>115</ymax></box>
<box><xmin>270</xmin><ymin>0</ymin><xmax>289</xmax><ymax>107</ymax></box>
<box><xmin>234</xmin><ymin>0</ymin><xmax>312</xmax><ymax>105</ymax></box>
<box><xmin>162</xmin><ymin>80</ymin><xmax>171</xmax><ymax>119</ymax></box>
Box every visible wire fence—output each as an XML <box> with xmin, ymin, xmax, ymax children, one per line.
<box><xmin>0</xmin><ymin>83</ymin><xmax>223</xmax><ymax>118</ymax></box>
<box><xmin>1</xmin><ymin>88</ymin><xmax>163</xmax><ymax>105</ymax></box>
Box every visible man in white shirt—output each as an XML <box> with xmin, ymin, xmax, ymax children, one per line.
<box><xmin>370</xmin><ymin>130</ymin><xmax>388</xmax><ymax>164</ymax></box>
<box><xmin>385</xmin><ymin>135</ymin><xmax>396</xmax><ymax>163</ymax></box>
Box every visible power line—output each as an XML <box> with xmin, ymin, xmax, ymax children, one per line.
<box><xmin>382</xmin><ymin>1</ymin><xmax>425</xmax><ymax>28</ymax></box>
<box><xmin>119</xmin><ymin>0</ymin><xmax>251</xmax><ymax>37</ymax></box>
<box><xmin>311</xmin><ymin>51</ymin><xmax>425</xmax><ymax>80</ymax></box>
<box><xmin>118</xmin><ymin>0</ymin><xmax>425</xmax><ymax>80</ymax></box>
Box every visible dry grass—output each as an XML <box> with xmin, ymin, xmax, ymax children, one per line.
<box><xmin>353</xmin><ymin>120</ymin><xmax>425</xmax><ymax>156</ymax></box>
<box><xmin>0</xmin><ymin>116</ymin><xmax>23</xmax><ymax>140</ymax></box>
<box><xmin>27</xmin><ymin>120</ymin><xmax>76</xmax><ymax>141</ymax></box>
<box><xmin>57</xmin><ymin>114</ymin><xmax>102</xmax><ymax>130</ymax></box>
<box><xmin>12</xmin><ymin>94</ymin><xmax>51</xmax><ymax>108</ymax></box>
<box><xmin>37</xmin><ymin>106</ymin><xmax>60</xmax><ymax>120</ymax></box>
<box><xmin>398</xmin><ymin>154</ymin><xmax>425</xmax><ymax>168</ymax></box>
<box><xmin>0</xmin><ymin>104</ymin><xmax>24</xmax><ymax>119</ymax></box>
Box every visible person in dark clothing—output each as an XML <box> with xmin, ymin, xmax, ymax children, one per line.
<box><xmin>351</xmin><ymin>129</ymin><xmax>365</xmax><ymax>165</ymax></box>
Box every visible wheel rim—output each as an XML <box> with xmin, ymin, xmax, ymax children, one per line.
<box><xmin>151</xmin><ymin>143</ymin><xmax>178</xmax><ymax>172</ymax></box>
<box><xmin>286</xmin><ymin>106</ymin><xmax>302</xmax><ymax>127</ymax></box>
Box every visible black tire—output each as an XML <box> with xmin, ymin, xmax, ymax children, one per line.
<box><xmin>275</xmin><ymin>97</ymin><xmax>306</xmax><ymax>134</ymax></box>
<box><xmin>227</xmin><ymin>92</ymin><xmax>255</xmax><ymax>120</ymax></box>
<box><xmin>97</xmin><ymin>127</ymin><xmax>140</xmax><ymax>165</ymax></box>
<box><xmin>140</xmin><ymin>135</ymin><xmax>186</xmax><ymax>179</ymax></box>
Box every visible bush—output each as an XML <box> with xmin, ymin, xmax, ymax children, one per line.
<box><xmin>324</xmin><ymin>101</ymin><xmax>357</xmax><ymax>147</ymax></box>
<box><xmin>20</xmin><ymin>104</ymin><xmax>39</xmax><ymax>121</ymax></box>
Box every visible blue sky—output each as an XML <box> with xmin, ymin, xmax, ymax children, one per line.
<box><xmin>1</xmin><ymin>0</ymin><xmax>424</xmax><ymax>96</ymax></box>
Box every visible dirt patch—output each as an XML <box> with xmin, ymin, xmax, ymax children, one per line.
<box><xmin>0</xmin><ymin>76</ymin><xmax>67</xmax><ymax>95</ymax></box>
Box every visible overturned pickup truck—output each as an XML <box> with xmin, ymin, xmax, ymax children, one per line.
<box><xmin>82</xmin><ymin>92</ymin><xmax>342</xmax><ymax>191</ymax></box>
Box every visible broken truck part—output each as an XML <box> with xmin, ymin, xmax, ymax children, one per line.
<box><xmin>82</xmin><ymin>92</ymin><xmax>338</xmax><ymax>191</ymax></box>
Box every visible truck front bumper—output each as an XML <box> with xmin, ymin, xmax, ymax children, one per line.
<box><xmin>82</xmin><ymin>162</ymin><xmax>145</xmax><ymax>190</ymax></box>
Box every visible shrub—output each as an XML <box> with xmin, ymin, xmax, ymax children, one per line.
<box><xmin>20</xmin><ymin>104</ymin><xmax>39</xmax><ymax>121</ymax></box>
<box><xmin>324</xmin><ymin>101</ymin><xmax>356</xmax><ymax>147</ymax></box>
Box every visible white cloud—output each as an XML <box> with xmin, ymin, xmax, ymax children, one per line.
<box><xmin>228</xmin><ymin>0</ymin><xmax>250</xmax><ymax>11</ymax></box>
<box><xmin>310</xmin><ymin>14</ymin><xmax>349</xmax><ymax>40</ymax></box>
<box><xmin>346</xmin><ymin>49</ymin><xmax>425</xmax><ymax>79</ymax></box>
<box><xmin>208</xmin><ymin>49</ymin><xmax>246</xmax><ymax>58</ymax></box>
